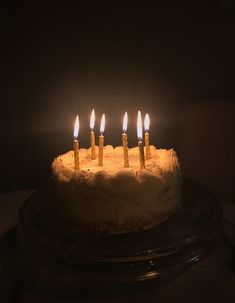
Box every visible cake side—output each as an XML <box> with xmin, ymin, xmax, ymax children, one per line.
<box><xmin>50</xmin><ymin>146</ymin><xmax>182</xmax><ymax>233</ymax></box>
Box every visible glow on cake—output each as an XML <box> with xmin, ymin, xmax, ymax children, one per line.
<box><xmin>51</xmin><ymin>145</ymin><xmax>182</xmax><ymax>233</ymax></box>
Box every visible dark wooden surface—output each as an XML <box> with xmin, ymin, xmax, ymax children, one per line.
<box><xmin>0</xmin><ymin>235</ymin><xmax>234</xmax><ymax>303</ymax></box>
<box><xmin>0</xmin><ymin>191</ymin><xmax>234</xmax><ymax>303</ymax></box>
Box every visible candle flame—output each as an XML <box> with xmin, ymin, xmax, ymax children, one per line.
<box><xmin>137</xmin><ymin>110</ymin><xmax>143</xmax><ymax>140</ymax></box>
<box><xmin>90</xmin><ymin>108</ymin><xmax>95</xmax><ymax>129</ymax></box>
<box><xmin>100</xmin><ymin>113</ymin><xmax>105</xmax><ymax>134</ymax></box>
<box><xmin>144</xmin><ymin>113</ymin><xmax>150</xmax><ymax>131</ymax></box>
<box><xmin>123</xmin><ymin>112</ymin><xmax>128</xmax><ymax>132</ymax></box>
<box><xmin>73</xmin><ymin>115</ymin><xmax>79</xmax><ymax>138</ymax></box>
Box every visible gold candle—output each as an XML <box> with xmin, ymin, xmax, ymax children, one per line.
<box><xmin>138</xmin><ymin>140</ymin><xmax>145</xmax><ymax>169</ymax></box>
<box><xmin>144</xmin><ymin>113</ymin><xmax>151</xmax><ymax>160</ymax></box>
<box><xmin>90</xmin><ymin>109</ymin><xmax>96</xmax><ymax>159</ymax></box>
<box><xmin>73</xmin><ymin>139</ymin><xmax>79</xmax><ymax>170</ymax></box>
<box><xmin>98</xmin><ymin>113</ymin><xmax>105</xmax><ymax>166</ymax></box>
<box><xmin>122</xmin><ymin>112</ymin><xmax>129</xmax><ymax>167</ymax></box>
<box><xmin>90</xmin><ymin>131</ymin><xmax>96</xmax><ymax>159</ymax></box>
<box><xmin>98</xmin><ymin>135</ymin><xmax>104</xmax><ymax>166</ymax></box>
<box><xmin>73</xmin><ymin>115</ymin><xmax>80</xmax><ymax>170</ymax></box>
<box><xmin>137</xmin><ymin>111</ymin><xmax>145</xmax><ymax>169</ymax></box>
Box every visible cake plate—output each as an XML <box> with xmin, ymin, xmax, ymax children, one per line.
<box><xmin>15</xmin><ymin>178</ymin><xmax>222</xmax><ymax>299</ymax></box>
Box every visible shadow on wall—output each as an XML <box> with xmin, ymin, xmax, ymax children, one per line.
<box><xmin>177</xmin><ymin>97</ymin><xmax>235</xmax><ymax>203</ymax></box>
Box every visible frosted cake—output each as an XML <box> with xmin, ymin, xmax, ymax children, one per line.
<box><xmin>50</xmin><ymin>145</ymin><xmax>182</xmax><ymax>233</ymax></box>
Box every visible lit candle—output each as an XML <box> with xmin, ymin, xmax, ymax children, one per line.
<box><xmin>73</xmin><ymin>115</ymin><xmax>80</xmax><ymax>170</ymax></box>
<box><xmin>144</xmin><ymin>113</ymin><xmax>151</xmax><ymax>160</ymax></box>
<box><xmin>122</xmin><ymin>112</ymin><xmax>129</xmax><ymax>167</ymax></box>
<box><xmin>90</xmin><ymin>109</ymin><xmax>96</xmax><ymax>159</ymax></box>
<box><xmin>137</xmin><ymin>111</ymin><xmax>145</xmax><ymax>169</ymax></box>
<box><xmin>98</xmin><ymin>113</ymin><xmax>105</xmax><ymax>166</ymax></box>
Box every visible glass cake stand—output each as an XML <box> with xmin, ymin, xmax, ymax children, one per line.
<box><xmin>15</xmin><ymin>178</ymin><xmax>222</xmax><ymax>299</ymax></box>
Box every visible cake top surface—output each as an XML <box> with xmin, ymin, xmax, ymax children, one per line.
<box><xmin>52</xmin><ymin>145</ymin><xmax>180</xmax><ymax>185</ymax></box>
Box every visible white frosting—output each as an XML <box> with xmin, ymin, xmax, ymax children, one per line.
<box><xmin>51</xmin><ymin>145</ymin><xmax>182</xmax><ymax>232</ymax></box>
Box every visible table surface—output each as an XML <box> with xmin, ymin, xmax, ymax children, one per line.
<box><xmin>0</xmin><ymin>190</ymin><xmax>234</xmax><ymax>303</ymax></box>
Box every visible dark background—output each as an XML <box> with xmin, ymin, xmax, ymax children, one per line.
<box><xmin>1</xmin><ymin>3</ymin><xmax>235</xmax><ymax>202</ymax></box>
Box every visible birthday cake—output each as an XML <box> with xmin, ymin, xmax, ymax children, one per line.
<box><xmin>50</xmin><ymin>145</ymin><xmax>182</xmax><ymax>233</ymax></box>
